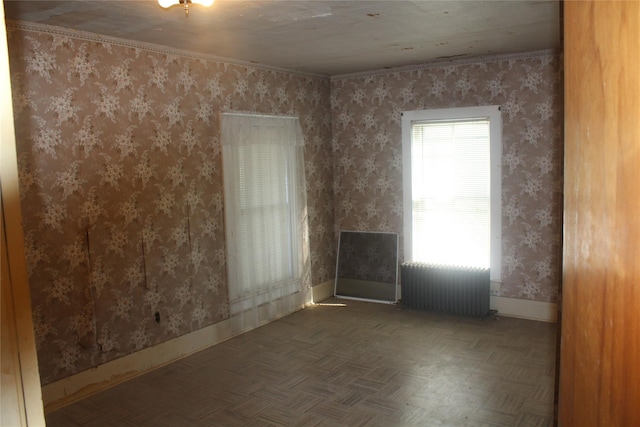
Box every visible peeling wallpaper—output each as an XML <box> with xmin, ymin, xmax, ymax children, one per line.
<box><xmin>331</xmin><ymin>54</ymin><xmax>563</xmax><ymax>303</ymax></box>
<box><xmin>7</xmin><ymin>24</ymin><xmax>334</xmax><ymax>384</ymax></box>
<box><xmin>7</xmin><ymin>22</ymin><xmax>562</xmax><ymax>385</ymax></box>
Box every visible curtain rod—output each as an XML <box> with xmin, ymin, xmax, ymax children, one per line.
<box><xmin>221</xmin><ymin>112</ymin><xmax>299</xmax><ymax>120</ymax></box>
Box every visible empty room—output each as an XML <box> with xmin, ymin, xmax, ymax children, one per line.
<box><xmin>2</xmin><ymin>1</ymin><xmax>639</xmax><ymax>426</ymax></box>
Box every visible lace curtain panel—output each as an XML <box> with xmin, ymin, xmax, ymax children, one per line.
<box><xmin>221</xmin><ymin>113</ymin><xmax>311</xmax><ymax>326</ymax></box>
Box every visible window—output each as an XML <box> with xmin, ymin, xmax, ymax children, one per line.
<box><xmin>401</xmin><ymin>106</ymin><xmax>501</xmax><ymax>282</ymax></box>
<box><xmin>221</xmin><ymin>113</ymin><xmax>309</xmax><ymax>316</ymax></box>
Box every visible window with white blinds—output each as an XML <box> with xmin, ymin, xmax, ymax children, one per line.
<box><xmin>235</xmin><ymin>143</ymin><xmax>294</xmax><ymax>288</ymax></box>
<box><xmin>221</xmin><ymin>113</ymin><xmax>310</xmax><ymax>316</ymax></box>
<box><xmin>402</xmin><ymin>106</ymin><xmax>502</xmax><ymax>281</ymax></box>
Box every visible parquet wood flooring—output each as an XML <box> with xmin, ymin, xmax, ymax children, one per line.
<box><xmin>46</xmin><ymin>299</ymin><xmax>557</xmax><ymax>426</ymax></box>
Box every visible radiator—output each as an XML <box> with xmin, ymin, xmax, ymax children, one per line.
<box><xmin>400</xmin><ymin>262</ymin><xmax>490</xmax><ymax>317</ymax></box>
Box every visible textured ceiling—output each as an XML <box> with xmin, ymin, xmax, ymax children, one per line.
<box><xmin>3</xmin><ymin>0</ymin><xmax>561</xmax><ymax>76</ymax></box>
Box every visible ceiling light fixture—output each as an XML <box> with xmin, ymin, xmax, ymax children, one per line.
<box><xmin>158</xmin><ymin>0</ymin><xmax>214</xmax><ymax>17</ymax></box>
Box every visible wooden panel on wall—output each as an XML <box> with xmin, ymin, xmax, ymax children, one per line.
<box><xmin>2</xmin><ymin>216</ymin><xmax>26</xmax><ymax>427</ymax></box>
<box><xmin>560</xmin><ymin>1</ymin><xmax>640</xmax><ymax>425</ymax></box>
<box><xmin>1</xmin><ymin>2</ymin><xmax>46</xmax><ymax>423</ymax></box>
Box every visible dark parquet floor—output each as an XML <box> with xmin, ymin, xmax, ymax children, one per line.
<box><xmin>46</xmin><ymin>298</ymin><xmax>557</xmax><ymax>426</ymax></box>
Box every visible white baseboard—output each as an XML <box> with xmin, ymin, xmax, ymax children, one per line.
<box><xmin>41</xmin><ymin>289</ymin><xmax>554</xmax><ymax>412</ymax></box>
<box><xmin>311</xmin><ymin>280</ymin><xmax>334</xmax><ymax>303</ymax></box>
<box><xmin>313</xmin><ymin>282</ymin><xmax>556</xmax><ymax>322</ymax></box>
<box><xmin>41</xmin><ymin>301</ymin><xmax>307</xmax><ymax>413</ymax></box>
<box><xmin>490</xmin><ymin>296</ymin><xmax>557</xmax><ymax>323</ymax></box>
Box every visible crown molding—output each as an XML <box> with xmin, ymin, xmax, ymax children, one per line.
<box><xmin>331</xmin><ymin>49</ymin><xmax>561</xmax><ymax>81</ymax></box>
<box><xmin>5</xmin><ymin>20</ymin><xmax>327</xmax><ymax>79</ymax></box>
<box><xmin>6</xmin><ymin>21</ymin><xmax>560</xmax><ymax>85</ymax></box>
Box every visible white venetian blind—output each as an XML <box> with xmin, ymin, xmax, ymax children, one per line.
<box><xmin>236</xmin><ymin>143</ymin><xmax>292</xmax><ymax>288</ymax></box>
<box><xmin>221</xmin><ymin>113</ymin><xmax>309</xmax><ymax>316</ymax></box>
<box><xmin>411</xmin><ymin>119</ymin><xmax>490</xmax><ymax>268</ymax></box>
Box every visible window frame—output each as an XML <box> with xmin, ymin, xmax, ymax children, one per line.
<box><xmin>221</xmin><ymin>113</ymin><xmax>308</xmax><ymax>315</ymax></box>
<box><xmin>235</xmin><ymin>144</ymin><xmax>297</xmax><ymax>285</ymax></box>
<box><xmin>401</xmin><ymin>105</ymin><xmax>502</xmax><ymax>282</ymax></box>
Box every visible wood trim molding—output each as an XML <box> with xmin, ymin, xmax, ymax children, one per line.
<box><xmin>1</xmin><ymin>3</ymin><xmax>46</xmax><ymax>424</ymax></box>
<box><xmin>41</xmin><ymin>303</ymin><xmax>308</xmax><ymax>412</ymax></box>
<box><xmin>5</xmin><ymin>20</ymin><xmax>325</xmax><ymax>79</ymax></box>
<box><xmin>490</xmin><ymin>296</ymin><xmax>557</xmax><ymax>323</ymax></box>
<box><xmin>42</xmin><ymin>286</ymin><xmax>555</xmax><ymax>412</ymax></box>
<box><xmin>560</xmin><ymin>1</ymin><xmax>640</xmax><ymax>424</ymax></box>
<box><xmin>311</xmin><ymin>280</ymin><xmax>334</xmax><ymax>303</ymax></box>
<box><xmin>314</xmin><ymin>280</ymin><xmax>556</xmax><ymax>323</ymax></box>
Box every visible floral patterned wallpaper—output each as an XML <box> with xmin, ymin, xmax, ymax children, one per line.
<box><xmin>331</xmin><ymin>53</ymin><xmax>563</xmax><ymax>303</ymax></box>
<box><xmin>7</xmin><ymin>21</ymin><xmax>562</xmax><ymax>385</ymax></box>
<box><xmin>6</xmin><ymin>23</ymin><xmax>334</xmax><ymax>385</ymax></box>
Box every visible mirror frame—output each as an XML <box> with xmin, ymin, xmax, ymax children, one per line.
<box><xmin>334</xmin><ymin>230</ymin><xmax>399</xmax><ymax>304</ymax></box>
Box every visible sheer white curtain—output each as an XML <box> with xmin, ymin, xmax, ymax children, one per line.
<box><xmin>221</xmin><ymin>113</ymin><xmax>311</xmax><ymax>328</ymax></box>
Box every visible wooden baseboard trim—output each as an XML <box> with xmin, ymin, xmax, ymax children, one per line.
<box><xmin>310</xmin><ymin>282</ymin><xmax>558</xmax><ymax>322</ymax></box>
<box><xmin>41</xmin><ymin>291</ymin><xmax>554</xmax><ymax>412</ymax></box>
<box><xmin>311</xmin><ymin>280</ymin><xmax>334</xmax><ymax>303</ymax></box>
<box><xmin>41</xmin><ymin>301</ymin><xmax>308</xmax><ymax>413</ymax></box>
<box><xmin>490</xmin><ymin>296</ymin><xmax>557</xmax><ymax>323</ymax></box>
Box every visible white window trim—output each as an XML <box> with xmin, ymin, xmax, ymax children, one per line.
<box><xmin>401</xmin><ymin>105</ymin><xmax>502</xmax><ymax>282</ymax></box>
<box><xmin>221</xmin><ymin>112</ymin><xmax>309</xmax><ymax>316</ymax></box>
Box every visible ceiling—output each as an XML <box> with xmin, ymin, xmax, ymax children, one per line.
<box><xmin>3</xmin><ymin>0</ymin><xmax>561</xmax><ymax>76</ymax></box>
